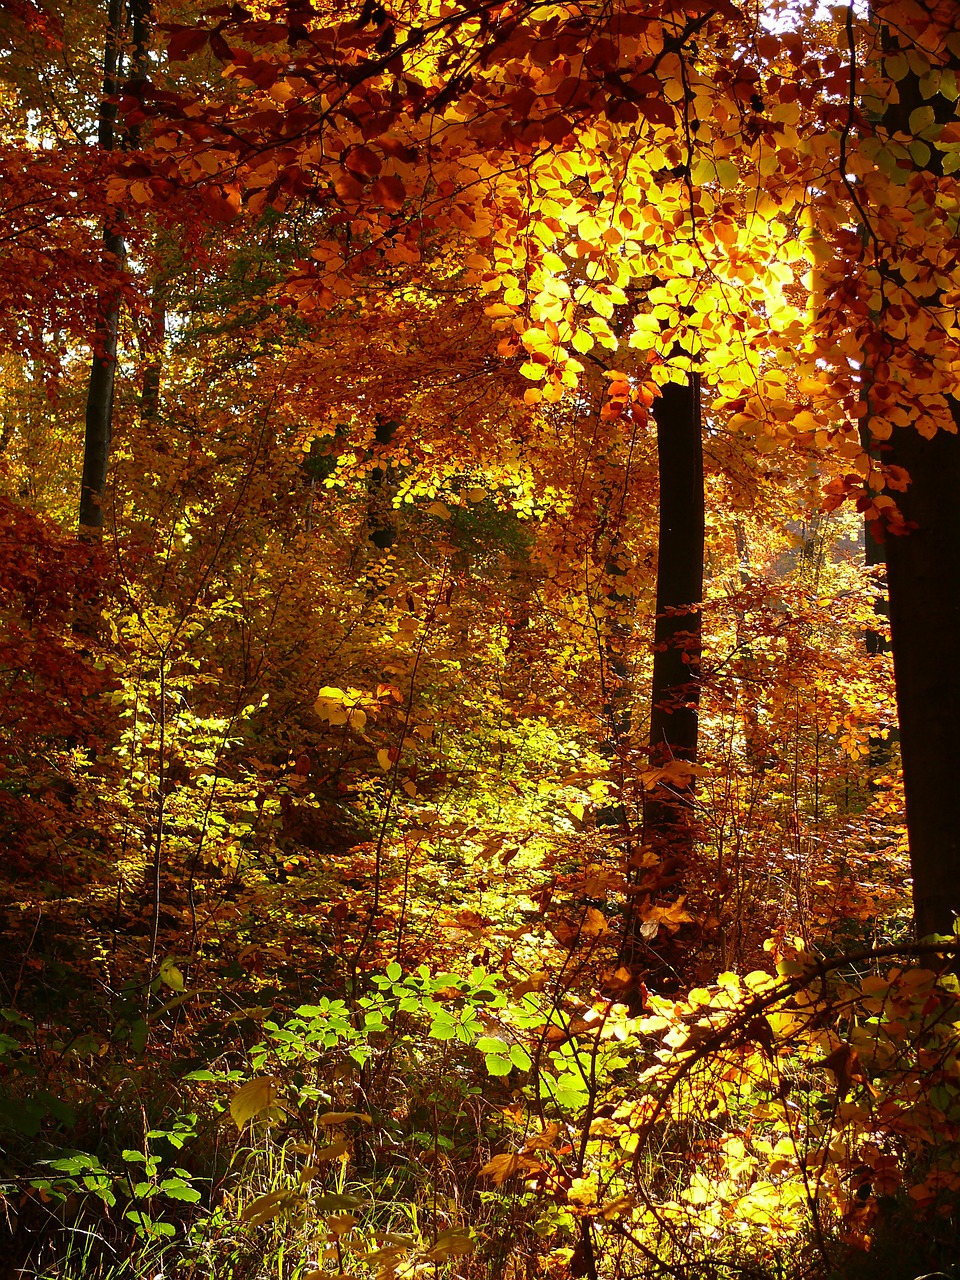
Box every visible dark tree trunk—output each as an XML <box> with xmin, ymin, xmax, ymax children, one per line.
<box><xmin>871</xmin><ymin>6</ymin><xmax>960</xmax><ymax>937</ymax></box>
<box><xmin>79</xmin><ymin>0</ymin><xmax>126</xmax><ymax>536</ymax></box>
<box><xmin>884</xmin><ymin>414</ymin><xmax>960</xmax><ymax>937</ymax></box>
<box><xmin>620</xmin><ymin>377</ymin><xmax>703</xmax><ymax>978</ymax></box>
<box><xmin>79</xmin><ymin>229</ymin><xmax>123</xmax><ymax>534</ymax></box>
<box><xmin>643</xmin><ymin>376</ymin><xmax>704</xmax><ymax>859</ymax></box>
<box><xmin>80</xmin><ymin>0</ymin><xmax>152</xmax><ymax>535</ymax></box>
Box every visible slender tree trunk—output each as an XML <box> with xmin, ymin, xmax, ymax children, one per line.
<box><xmin>80</xmin><ymin>0</ymin><xmax>153</xmax><ymax>534</ymax></box>
<box><xmin>643</xmin><ymin>376</ymin><xmax>704</xmax><ymax>860</ymax></box>
<box><xmin>140</xmin><ymin>285</ymin><xmax>166</xmax><ymax>422</ymax></box>
<box><xmin>80</xmin><ymin>0</ymin><xmax>126</xmax><ymax>536</ymax></box>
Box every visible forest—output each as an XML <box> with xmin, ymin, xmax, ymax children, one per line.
<box><xmin>2</xmin><ymin>0</ymin><xmax>960</xmax><ymax>1275</ymax></box>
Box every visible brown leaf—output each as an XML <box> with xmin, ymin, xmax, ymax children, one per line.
<box><xmin>343</xmin><ymin>145</ymin><xmax>382</xmax><ymax>178</ymax></box>
<box><xmin>479</xmin><ymin>1153</ymin><xmax>544</xmax><ymax>1185</ymax></box>
<box><xmin>819</xmin><ymin>1044</ymin><xmax>865</xmax><ymax>1096</ymax></box>
<box><xmin>371</xmin><ymin>174</ymin><xmax>406</xmax><ymax>212</ymax></box>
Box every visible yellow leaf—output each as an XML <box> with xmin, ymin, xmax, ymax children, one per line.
<box><xmin>377</xmin><ymin>748</ymin><xmax>393</xmax><ymax>770</ymax></box>
<box><xmin>230</xmin><ymin>1077</ymin><xmax>282</xmax><ymax>1130</ymax></box>
<box><xmin>426</xmin><ymin>501</ymin><xmax>451</xmax><ymax>519</ymax></box>
<box><xmin>640</xmin><ymin>896</ymin><xmax>694</xmax><ymax>935</ymax></box>
<box><xmin>479</xmin><ymin>1152</ymin><xmax>542</xmax><ymax>1184</ymax></box>
<box><xmin>325</xmin><ymin>1214</ymin><xmax>357</xmax><ymax>1234</ymax></box>
<box><xmin>313</xmin><ymin>1138</ymin><xmax>351</xmax><ymax>1161</ymax></box>
<box><xmin>317</xmin><ymin>1111</ymin><xmax>372</xmax><ymax>1126</ymax></box>
<box><xmin>425</xmin><ymin>1228</ymin><xmax>474</xmax><ymax>1261</ymax></box>
<box><xmin>159</xmin><ymin>958</ymin><xmax>185</xmax><ymax>992</ymax></box>
<box><xmin>347</xmin><ymin>707</ymin><xmax>367</xmax><ymax>731</ymax></box>
<box><xmin>465</xmin><ymin>486</ymin><xmax>486</xmax><ymax>502</ymax></box>
<box><xmin>581</xmin><ymin>907</ymin><xmax>608</xmax><ymax>937</ymax></box>
<box><xmin>522</xmin><ymin>1122</ymin><xmax>560</xmax><ymax>1150</ymax></box>
<box><xmin>521</xmin><ymin>326</ymin><xmax>552</xmax><ymax>350</ymax></box>
<box><xmin>240</xmin><ymin>1189</ymin><xmax>295</xmax><ymax>1226</ymax></box>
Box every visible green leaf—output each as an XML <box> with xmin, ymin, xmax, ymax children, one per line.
<box><xmin>510</xmin><ymin>1044</ymin><xmax>533</xmax><ymax>1071</ymax></box>
<box><xmin>160</xmin><ymin>1178</ymin><xmax>202</xmax><ymax>1203</ymax></box>
<box><xmin>716</xmin><ymin>159</ymin><xmax>739</xmax><ymax>187</ymax></box>
<box><xmin>909</xmin><ymin>104</ymin><xmax>936</xmax><ymax>135</ymax></box>
<box><xmin>485</xmin><ymin>1054</ymin><xmax>514</xmax><ymax>1076</ymax></box>
<box><xmin>159</xmin><ymin>959</ymin><xmax>185</xmax><ymax>992</ymax></box>
<box><xmin>47</xmin><ymin>1153</ymin><xmax>105</xmax><ymax>1175</ymax></box>
<box><xmin>386</xmin><ymin>961</ymin><xmax>402</xmax><ymax>982</ymax></box>
<box><xmin>130</xmin><ymin>1019</ymin><xmax>148</xmax><ymax>1055</ymax></box>
<box><xmin>476</xmin><ymin>1036</ymin><xmax>510</xmax><ymax>1055</ymax></box>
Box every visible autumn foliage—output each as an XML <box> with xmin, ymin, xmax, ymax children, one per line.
<box><xmin>1</xmin><ymin>0</ymin><xmax>960</xmax><ymax>1276</ymax></box>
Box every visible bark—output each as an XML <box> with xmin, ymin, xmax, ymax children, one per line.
<box><xmin>643</xmin><ymin>376</ymin><xmax>704</xmax><ymax>859</ymax></box>
<box><xmin>366</xmin><ymin>417</ymin><xmax>399</xmax><ymax>550</ymax></box>
<box><xmin>884</xmin><ymin>414</ymin><xmax>960</xmax><ymax>937</ymax></box>
<box><xmin>80</xmin><ymin>0</ymin><xmax>153</xmax><ymax>535</ymax></box>
<box><xmin>872</xmin><ymin>6</ymin><xmax>960</xmax><ymax>936</ymax></box>
<box><xmin>140</xmin><ymin>286</ymin><xmax>166</xmax><ymax>423</ymax></box>
<box><xmin>79</xmin><ymin>0</ymin><xmax>126</xmax><ymax>536</ymax></box>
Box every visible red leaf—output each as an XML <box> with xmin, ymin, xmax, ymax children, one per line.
<box><xmin>637</xmin><ymin>98</ymin><xmax>675</xmax><ymax>126</ymax></box>
<box><xmin>164</xmin><ymin>24</ymin><xmax>209</xmax><ymax>61</ymax></box>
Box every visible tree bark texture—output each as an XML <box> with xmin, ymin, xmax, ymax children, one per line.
<box><xmin>643</xmin><ymin>376</ymin><xmax>704</xmax><ymax>858</ymax></box>
<box><xmin>620</xmin><ymin>377</ymin><xmax>703</xmax><ymax>977</ymax></box>
<box><xmin>874</xmin><ymin>4</ymin><xmax>960</xmax><ymax>936</ymax></box>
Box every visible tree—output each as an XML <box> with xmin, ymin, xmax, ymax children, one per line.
<box><xmin>644</xmin><ymin>376</ymin><xmax>703</xmax><ymax>861</ymax></box>
<box><xmin>81</xmin><ymin>0</ymin><xmax>152</xmax><ymax>535</ymax></box>
<box><xmin>864</xmin><ymin>1</ymin><xmax>960</xmax><ymax>937</ymax></box>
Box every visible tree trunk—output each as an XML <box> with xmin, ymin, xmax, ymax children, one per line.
<box><xmin>80</xmin><ymin>0</ymin><xmax>152</xmax><ymax>534</ymax></box>
<box><xmin>79</xmin><ymin>0</ymin><xmax>126</xmax><ymax>536</ymax></box>
<box><xmin>140</xmin><ymin>283</ymin><xmax>166</xmax><ymax>423</ymax></box>
<box><xmin>643</xmin><ymin>376</ymin><xmax>704</xmax><ymax>856</ymax></box>
<box><xmin>884</xmin><ymin>415</ymin><xmax>960</xmax><ymax>936</ymax></box>
<box><xmin>620</xmin><ymin>377</ymin><xmax>703</xmax><ymax>976</ymax></box>
<box><xmin>871</xmin><ymin>4</ymin><xmax>960</xmax><ymax>937</ymax></box>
